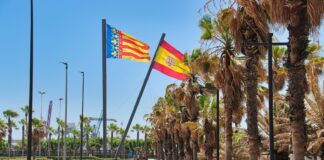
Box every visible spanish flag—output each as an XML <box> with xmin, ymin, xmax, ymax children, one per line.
<box><xmin>106</xmin><ymin>24</ymin><xmax>150</xmax><ymax>62</ymax></box>
<box><xmin>153</xmin><ymin>40</ymin><xmax>190</xmax><ymax>80</ymax></box>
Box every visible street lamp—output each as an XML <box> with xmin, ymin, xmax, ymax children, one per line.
<box><xmin>80</xmin><ymin>71</ymin><xmax>85</xmax><ymax>160</ymax></box>
<box><xmin>38</xmin><ymin>91</ymin><xmax>45</xmax><ymax>156</ymax></box>
<box><xmin>27</xmin><ymin>0</ymin><xmax>34</xmax><ymax>159</ymax></box>
<box><xmin>60</xmin><ymin>62</ymin><xmax>68</xmax><ymax>160</ymax></box>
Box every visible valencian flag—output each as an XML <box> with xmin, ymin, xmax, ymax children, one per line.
<box><xmin>152</xmin><ymin>40</ymin><xmax>190</xmax><ymax>80</ymax></box>
<box><xmin>106</xmin><ymin>24</ymin><xmax>150</xmax><ymax>62</ymax></box>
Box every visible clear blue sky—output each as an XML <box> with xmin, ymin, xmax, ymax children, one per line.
<box><xmin>1</xmin><ymin>1</ymin><xmax>324</xmax><ymax>140</ymax></box>
<box><xmin>0</xmin><ymin>0</ymin><xmax>207</xmax><ymax>140</ymax></box>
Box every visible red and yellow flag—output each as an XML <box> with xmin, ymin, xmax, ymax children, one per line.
<box><xmin>153</xmin><ymin>40</ymin><xmax>190</xmax><ymax>80</ymax></box>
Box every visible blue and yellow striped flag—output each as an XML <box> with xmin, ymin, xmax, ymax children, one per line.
<box><xmin>106</xmin><ymin>25</ymin><xmax>150</xmax><ymax>62</ymax></box>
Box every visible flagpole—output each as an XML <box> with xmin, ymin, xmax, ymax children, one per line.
<box><xmin>102</xmin><ymin>18</ymin><xmax>108</xmax><ymax>157</ymax></box>
<box><xmin>114</xmin><ymin>33</ymin><xmax>166</xmax><ymax>158</ymax></box>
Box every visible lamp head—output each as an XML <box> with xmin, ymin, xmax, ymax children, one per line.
<box><xmin>38</xmin><ymin>91</ymin><xmax>45</xmax><ymax>95</ymax></box>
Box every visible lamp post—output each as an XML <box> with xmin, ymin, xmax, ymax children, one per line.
<box><xmin>80</xmin><ymin>71</ymin><xmax>85</xmax><ymax>159</ymax></box>
<box><xmin>27</xmin><ymin>0</ymin><xmax>34</xmax><ymax>159</ymax></box>
<box><xmin>38</xmin><ymin>91</ymin><xmax>45</xmax><ymax>156</ymax></box>
<box><xmin>216</xmin><ymin>90</ymin><xmax>220</xmax><ymax>160</ymax></box>
<box><xmin>57</xmin><ymin>97</ymin><xmax>63</xmax><ymax>159</ymax></box>
<box><xmin>60</xmin><ymin>62</ymin><xmax>68</xmax><ymax>160</ymax></box>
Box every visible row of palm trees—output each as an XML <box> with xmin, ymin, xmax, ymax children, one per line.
<box><xmin>0</xmin><ymin>108</ymin><xmax>46</xmax><ymax>159</ymax></box>
<box><xmin>0</xmin><ymin>109</ymin><xmax>152</xmax><ymax>158</ymax></box>
<box><xmin>146</xmin><ymin>0</ymin><xmax>324</xmax><ymax>159</ymax></box>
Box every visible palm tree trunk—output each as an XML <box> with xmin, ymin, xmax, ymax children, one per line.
<box><xmin>22</xmin><ymin>125</ymin><xmax>25</xmax><ymax>156</ymax></box>
<box><xmin>192</xmin><ymin>139</ymin><xmax>198</xmax><ymax>160</ymax></box>
<box><xmin>61</xmin><ymin>129</ymin><xmax>64</xmax><ymax>155</ymax></box>
<box><xmin>86</xmin><ymin>133</ymin><xmax>89</xmax><ymax>155</ymax></box>
<box><xmin>73</xmin><ymin>135</ymin><xmax>76</xmax><ymax>157</ymax></box>
<box><xmin>24</xmin><ymin>112</ymin><xmax>27</xmax><ymax>155</ymax></box>
<box><xmin>57</xmin><ymin>127</ymin><xmax>60</xmax><ymax>157</ymax></box>
<box><xmin>8</xmin><ymin>117</ymin><xmax>11</xmax><ymax>157</ymax></box>
<box><xmin>184</xmin><ymin>128</ymin><xmax>192</xmax><ymax>160</ymax></box>
<box><xmin>144</xmin><ymin>132</ymin><xmax>148</xmax><ymax>156</ymax></box>
<box><xmin>137</xmin><ymin>131</ymin><xmax>140</xmax><ymax>147</ymax></box>
<box><xmin>171</xmin><ymin>134</ymin><xmax>177</xmax><ymax>160</ymax></box>
<box><xmin>204</xmin><ymin>119</ymin><xmax>213</xmax><ymax>160</ymax></box>
<box><xmin>224</xmin><ymin>103</ymin><xmax>233</xmax><ymax>160</ymax></box>
<box><xmin>246</xmin><ymin>55</ymin><xmax>260</xmax><ymax>160</ymax></box>
<box><xmin>111</xmin><ymin>131</ymin><xmax>113</xmax><ymax>150</ymax></box>
<box><xmin>177</xmin><ymin>130</ymin><xmax>184</xmax><ymax>160</ymax></box>
<box><xmin>164</xmin><ymin>132</ymin><xmax>172</xmax><ymax>160</ymax></box>
<box><xmin>239</xmin><ymin>7</ymin><xmax>263</xmax><ymax>159</ymax></box>
<box><xmin>48</xmin><ymin>133</ymin><xmax>52</xmax><ymax>156</ymax></box>
<box><xmin>157</xmin><ymin>140</ymin><xmax>164</xmax><ymax>160</ymax></box>
<box><xmin>286</xmin><ymin>0</ymin><xmax>308</xmax><ymax>159</ymax></box>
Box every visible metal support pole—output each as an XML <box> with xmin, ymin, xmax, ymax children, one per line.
<box><xmin>61</xmin><ymin>62</ymin><xmax>68</xmax><ymax>160</ymax></box>
<box><xmin>114</xmin><ymin>33</ymin><xmax>166</xmax><ymax>158</ymax></box>
<box><xmin>80</xmin><ymin>71</ymin><xmax>85</xmax><ymax>159</ymax></box>
<box><xmin>268</xmin><ymin>33</ymin><xmax>275</xmax><ymax>160</ymax></box>
<box><xmin>27</xmin><ymin>0</ymin><xmax>34</xmax><ymax>159</ymax></box>
<box><xmin>216</xmin><ymin>90</ymin><xmax>220</xmax><ymax>160</ymax></box>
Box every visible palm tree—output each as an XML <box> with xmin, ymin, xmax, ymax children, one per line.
<box><xmin>141</xmin><ymin>125</ymin><xmax>150</xmax><ymax>157</ymax></box>
<box><xmin>47</xmin><ymin>127</ymin><xmax>55</xmax><ymax>156</ymax></box>
<box><xmin>198</xmin><ymin>9</ymin><xmax>245</xmax><ymax>159</ymax></box>
<box><xmin>18</xmin><ymin>119</ymin><xmax>26</xmax><ymax>155</ymax></box>
<box><xmin>0</xmin><ymin>119</ymin><xmax>7</xmax><ymax>143</ymax></box>
<box><xmin>31</xmin><ymin>118</ymin><xmax>45</xmax><ymax>160</ymax></box>
<box><xmin>306</xmin><ymin>76</ymin><xmax>324</xmax><ymax>159</ymax></box>
<box><xmin>198</xmin><ymin>95</ymin><xmax>216</xmax><ymax>160</ymax></box>
<box><xmin>84</xmin><ymin>124</ymin><xmax>93</xmax><ymax>154</ymax></box>
<box><xmin>262</xmin><ymin>0</ymin><xmax>324</xmax><ymax>158</ymax></box>
<box><xmin>182</xmin><ymin>121</ymin><xmax>202</xmax><ymax>160</ymax></box>
<box><xmin>3</xmin><ymin>109</ymin><xmax>19</xmax><ymax>157</ymax></box>
<box><xmin>303</xmin><ymin>43</ymin><xmax>324</xmax><ymax>159</ymax></box>
<box><xmin>229</xmin><ymin>1</ymin><xmax>269</xmax><ymax>159</ymax></box>
<box><xmin>21</xmin><ymin>106</ymin><xmax>29</xmax><ymax>154</ymax></box>
<box><xmin>164</xmin><ymin>84</ymin><xmax>193</xmax><ymax>160</ymax></box>
<box><xmin>258</xmin><ymin>93</ymin><xmax>291</xmax><ymax>160</ymax></box>
<box><xmin>72</xmin><ymin>129</ymin><xmax>80</xmax><ymax>157</ymax></box>
<box><xmin>132</xmin><ymin>123</ymin><xmax>142</xmax><ymax>148</ymax></box>
<box><xmin>107</xmin><ymin>123</ymin><xmax>118</xmax><ymax>150</ymax></box>
<box><xmin>146</xmin><ymin>98</ymin><xmax>167</xmax><ymax>160</ymax></box>
<box><xmin>116</xmin><ymin>127</ymin><xmax>128</xmax><ymax>158</ymax></box>
<box><xmin>56</xmin><ymin>117</ymin><xmax>65</xmax><ymax>157</ymax></box>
